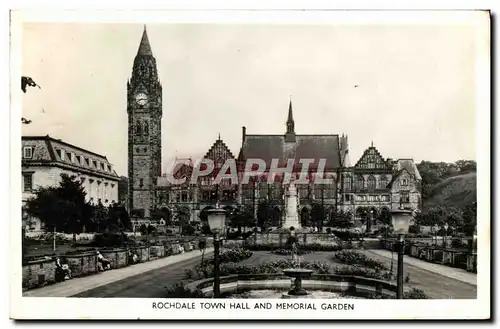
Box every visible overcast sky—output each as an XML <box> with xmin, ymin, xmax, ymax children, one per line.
<box><xmin>21</xmin><ymin>22</ymin><xmax>477</xmax><ymax>176</ymax></box>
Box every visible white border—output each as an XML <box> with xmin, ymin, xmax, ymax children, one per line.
<box><xmin>7</xmin><ymin>8</ymin><xmax>491</xmax><ymax>321</ymax></box>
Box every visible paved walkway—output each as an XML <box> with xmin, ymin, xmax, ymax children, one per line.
<box><xmin>23</xmin><ymin>248</ymin><xmax>214</xmax><ymax>297</ymax></box>
<box><xmin>366</xmin><ymin>249</ymin><xmax>477</xmax><ymax>286</ymax></box>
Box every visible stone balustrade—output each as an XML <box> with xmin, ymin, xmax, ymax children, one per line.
<box><xmin>379</xmin><ymin>238</ymin><xmax>476</xmax><ymax>272</ymax></box>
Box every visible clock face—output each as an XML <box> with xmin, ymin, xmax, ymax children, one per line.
<box><xmin>135</xmin><ymin>93</ymin><xmax>148</xmax><ymax>106</ymax></box>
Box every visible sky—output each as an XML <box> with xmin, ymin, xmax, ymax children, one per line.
<box><xmin>20</xmin><ymin>21</ymin><xmax>478</xmax><ymax>176</ymax></box>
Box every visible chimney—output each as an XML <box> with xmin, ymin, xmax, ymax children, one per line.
<box><xmin>242</xmin><ymin>126</ymin><xmax>246</xmax><ymax>144</ymax></box>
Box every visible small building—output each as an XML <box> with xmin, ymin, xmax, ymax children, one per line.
<box><xmin>22</xmin><ymin>135</ymin><xmax>120</xmax><ymax>231</ymax></box>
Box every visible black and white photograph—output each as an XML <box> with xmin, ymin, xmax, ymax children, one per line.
<box><xmin>9</xmin><ymin>9</ymin><xmax>490</xmax><ymax>320</ymax></box>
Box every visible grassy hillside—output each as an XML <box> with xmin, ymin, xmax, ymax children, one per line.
<box><xmin>422</xmin><ymin>172</ymin><xmax>477</xmax><ymax>210</ymax></box>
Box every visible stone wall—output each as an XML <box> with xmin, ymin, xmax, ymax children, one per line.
<box><xmin>66</xmin><ymin>251</ymin><xmax>98</xmax><ymax>277</ymax></box>
<box><xmin>248</xmin><ymin>233</ymin><xmax>338</xmax><ymax>246</ymax></box>
<box><xmin>22</xmin><ymin>241</ymin><xmax>211</xmax><ymax>291</ymax></box>
<box><xmin>22</xmin><ymin>258</ymin><xmax>56</xmax><ymax>289</ymax></box>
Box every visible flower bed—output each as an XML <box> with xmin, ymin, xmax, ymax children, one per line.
<box><xmin>200</xmin><ymin>247</ymin><xmax>253</xmax><ymax>267</ymax></box>
<box><xmin>333</xmin><ymin>250</ymin><xmax>388</xmax><ymax>271</ymax></box>
<box><xmin>185</xmin><ymin>258</ymin><xmax>392</xmax><ymax>281</ymax></box>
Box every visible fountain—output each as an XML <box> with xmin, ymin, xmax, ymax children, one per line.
<box><xmin>283</xmin><ymin>178</ymin><xmax>301</xmax><ymax>230</ymax></box>
<box><xmin>281</xmin><ymin>236</ymin><xmax>314</xmax><ymax>298</ymax></box>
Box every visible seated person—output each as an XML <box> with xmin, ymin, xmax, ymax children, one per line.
<box><xmin>96</xmin><ymin>251</ymin><xmax>111</xmax><ymax>271</ymax></box>
<box><xmin>55</xmin><ymin>257</ymin><xmax>72</xmax><ymax>281</ymax></box>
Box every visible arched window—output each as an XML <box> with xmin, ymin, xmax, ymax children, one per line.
<box><xmin>344</xmin><ymin>175</ymin><xmax>353</xmax><ymax>190</ymax></box>
<box><xmin>380</xmin><ymin>175</ymin><xmax>388</xmax><ymax>189</ymax></box>
<box><xmin>136</xmin><ymin>121</ymin><xmax>142</xmax><ymax>135</ymax></box>
<box><xmin>367</xmin><ymin>175</ymin><xmax>376</xmax><ymax>191</ymax></box>
<box><xmin>144</xmin><ymin>121</ymin><xmax>149</xmax><ymax>135</ymax></box>
<box><xmin>356</xmin><ymin>176</ymin><xmax>365</xmax><ymax>190</ymax></box>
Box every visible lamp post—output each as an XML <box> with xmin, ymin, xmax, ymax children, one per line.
<box><xmin>443</xmin><ymin>223</ymin><xmax>449</xmax><ymax>248</ymax></box>
<box><xmin>207</xmin><ymin>205</ymin><xmax>227</xmax><ymax>298</ymax></box>
<box><xmin>391</xmin><ymin>208</ymin><xmax>413</xmax><ymax>299</ymax></box>
<box><xmin>433</xmin><ymin>224</ymin><xmax>438</xmax><ymax>247</ymax></box>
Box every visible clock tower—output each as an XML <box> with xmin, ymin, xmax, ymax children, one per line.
<box><xmin>127</xmin><ymin>26</ymin><xmax>162</xmax><ymax>218</ymax></box>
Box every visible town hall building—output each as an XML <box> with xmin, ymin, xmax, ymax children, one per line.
<box><xmin>127</xmin><ymin>27</ymin><xmax>422</xmax><ymax>228</ymax></box>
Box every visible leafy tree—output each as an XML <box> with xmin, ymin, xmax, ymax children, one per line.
<box><xmin>376</xmin><ymin>207</ymin><xmax>392</xmax><ymax>226</ymax></box>
<box><xmin>328</xmin><ymin>210</ymin><xmax>353</xmax><ymax>229</ymax></box>
<box><xmin>310</xmin><ymin>202</ymin><xmax>326</xmax><ymax>230</ymax></box>
<box><xmin>24</xmin><ymin>174</ymin><xmax>93</xmax><ymax>244</ymax></box>
<box><xmin>91</xmin><ymin>201</ymin><xmax>108</xmax><ymax>233</ymax></box>
<box><xmin>257</xmin><ymin>200</ymin><xmax>277</xmax><ymax>230</ymax></box>
<box><xmin>229</xmin><ymin>205</ymin><xmax>254</xmax><ymax>232</ymax></box>
<box><xmin>107</xmin><ymin>202</ymin><xmax>132</xmax><ymax>232</ymax></box>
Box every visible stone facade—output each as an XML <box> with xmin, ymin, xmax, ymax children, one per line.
<box><xmin>127</xmin><ymin>26</ymin><xmax>162</xmax><ymax>218</ymax></box>
<box><xmin>21</xmin><ymin>135</ymin><xmax>120</xmax><ymax>231</ymax></box>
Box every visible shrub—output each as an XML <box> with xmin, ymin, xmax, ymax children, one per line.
<box><xmin>200</xmin><ymin>247</ymin><xmax>253</xmax><ymax>267</ymax></box>
<box><xmin>91</xmin><ymin>232</ymin><xmax>135</xmax><ymax>247</ymax></box>
<box><xmin>271</xmin><ymin>248</ymin><xmax>311</xmax><ymax>256</ymax></box>
<box><xmin>333</xmin><ymin>250</ymin><xmax>388</xmax><ymax>271</ymax></box>
<box><xmin>182</xmin><ymin>224</ymin><xmax>196</xmax><ymax>236</ymax></box>
<box><xmin>334</xmin><ymin>265</ymin><xmax>391</xmax><ymax>280</ymax></box>
<box><xmin>164</xmin><ymin>283</ymin><xmax>204</xmax><ymax>298</ymax></box>
<box><xmin>403</xmin><ymin>288</ymin><xmax>428</xmax><ymax>299</ymax></box>
<box><xmin>408</xmin><ymin>225</ymin><xmax>421</xmax><ymax>234</ymax></box>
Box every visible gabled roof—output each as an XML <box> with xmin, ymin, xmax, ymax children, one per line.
<box><xmin>396</xmin><ymin>159</ymin><xmax>422</xmax><ymax>180</ymax></box>
<box><xmin>354</xmin><ymin>145</ymin><xmax>392</xmax><ymax>170</ymax></box>
<box><xmin>387</xmin><ymin>167</ymin><xmax>415</xmax><ymax>188</ymax></box>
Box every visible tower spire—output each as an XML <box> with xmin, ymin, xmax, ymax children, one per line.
<box><xmin>286</xmin><ymin>96</ymin><xmax>295</xmax><ymax>135</ymax></box>
<box><xmin>137</xmin><ymin>25</ymin><xmax>153</xmax><ymax>56</ymax></box>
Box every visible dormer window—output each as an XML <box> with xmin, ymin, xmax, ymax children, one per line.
<box><xmin>76</xmin><ymin>155</ymin><xmax>81</xmax><ymax>164</ymax></box>
<box><xmin>108</xmin><ymin>165</ymin><xmax>112</xmax><ymax>172</ymax></box>
<box><xmin>23</xmin><ymin>147</ymin><xmax>33</xmax><ymax>159</ymax></box>
<box><xmin>60</xmin><ymin>149</ymin><xmax>66</xmax><ymax>161</ymax></box>
<box><xmin>93</xmin><ymin>160</ymin><xmax>97</xmax><ymax>168</ymax></box>
<box><xmin>402</xmin><ymin>179</ymin><xmax>408</xmax><ymax>186</ymax></box>
<box><xmin>101</xmin><ymin>163</ymin><xmax>105</xmax><ymax>171</ymax></box>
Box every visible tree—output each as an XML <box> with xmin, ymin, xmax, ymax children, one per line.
<box><xmin>229</xmin><ymin>205</ymin><xmax>254</xmax><ymax>232</ymax></box>
<box><xmin>107</xmin><ymin>202</ymin><xmax>132</xmax><ymax>232</ymax></box>
<box><xmin>310</xmin><ymin>201</ymin><xmax>326</xmax><ymax>230</ymax></box>
<box><xmin>257</xmin><ymin>200</ymin><xmax>274</xmax><ymax>231</ymax></box>
<box><xmin>328</xmin><ymin>210</ymin><xmax>353</xmax><ymax>229</ymax></box>
<box><xmin>24</xmin><ymin>174</ymin><xmax>93</xmax><ymax>244</ymax></box>
<box><xmin>376</xmin><ymin>207</ymin><xmax>392</xmax><ymax>226</ymax></box>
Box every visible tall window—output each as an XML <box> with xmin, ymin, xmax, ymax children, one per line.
<box><xmin>23</xmin><ymin>173</ymin><xmax>33</xmax><ymax>192</ymax></box>
<box><xmin>400</xmin><ymin>192</ymin><xmax>410</xmax><ymax>204</ymax></box>
<box><xmin>367</xmin><ymin>175</ymin><xmax>376</xmax><ymax>191</ymax></box>
<box><xmin>139</xmin><ymin>178</ymin><xmax>144</xmax><ymax>188</ymax></box>
<box><xmin>23</xmin><ymin>147</ymin><xmax>33</xmax><ymax>159</ymax></box>
<box><xmin>356</xmin><ymin>176</ymin><xmax>365</xmax><ymax>190</ymax></box>
<box><xmin>401</xmin><ymin>178</ymin><xmax>408</xmax><ymax>186</ymax></box>
<box><xmin>380</xmin><ymin>176</ymin><xmax>388</xmax><ymax>189</ymax></box>
<box><xmin>344</xmin><ymin>176</ymin><xmax>352</xmax><ymax>190</ymax></box>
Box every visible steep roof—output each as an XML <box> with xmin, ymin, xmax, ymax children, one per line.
<box><xmin>242</xmin><ymin>134</ymin><xmax>341</xmax><ymax>170</ymax></box>
<box><xmin>354</xmin><ymin>145</ymin><xmax>392</xmax><ymax>171</ymax></box>
<box><xmin>396</xmin><ymin>159</ymin><xmax>422</xmax><ymax>180</ymax></box>
<box><xmin>137</xmin><ymin>25</ymin><xmax>153</xmax><ymax>56</ymax></box>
